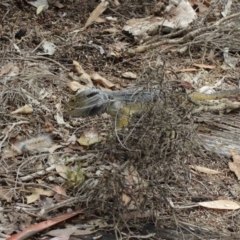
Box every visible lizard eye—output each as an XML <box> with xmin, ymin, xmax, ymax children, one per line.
<box><xmin>69</xmin><ymin>96</ymin><xmax>76</xmax><ymax>104</ymax></box>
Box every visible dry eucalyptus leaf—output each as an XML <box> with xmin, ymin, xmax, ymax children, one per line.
<box><xmin>10</xmin><ymin>104</ymin><xmax>33</xmax><ymax>114</ymax></box>
<box><xmin>72</xmin><ymin>61</ymin><xmax>93</xmax><ymax>86</ymax></box>
<box><xmin>193</xmin><ymin>63</ymin><xmax>216</xmax><ymax>69</ymax></box>
<box><xmin>26</xmin><ymin>188</ymin><xmax>54</xmax><ymax>204</ymax></box>
<box><xmin>122</xmin><ymin>72</ymin><xmax>137</xmax><ymax>79</ymax></box>
<box><xmin>114</xmin><ymin>0</ymin><xmax>120</xmax><ymax>6</ymax></box>
<box><xmin>122</xmin><ymin>193</ymin><xmax>131</xmax><ymax>205</ymax></box>
<box><xmin>199</xmin><ymin>200</ymin><xmax>240</xmax><ymax>210</ymax></box>
<box><xmin>229</xmin><ymin>150</ymin><xmax>240</xmax><ymax>180</ymax></box>
<box><xmin>79</xmin><ymin>73</ymin><xmax>93</xmax><ymax>86</ymax></box>
<box><xmin>73</xmin><ymin>60</ymin><xmax>85</xmax><ymax>75</ymax></box>
<box><xmin>26</xmin><ymin>192</ymin><xmax>40</xmax><ymax>204</ymax></box>
<box><xmin>28</xmin><ymin>0</ymin><xmax>48</xmax><ymax>9</ymax></box>
<box><xmin>67</xmin><ymin>81</ymin><xmax>87</xmax><ymax>91</ymax></box>
<box><xmin>106</xmin><ymin>16</ymin><xmax>118</xmax><ymax>22</ymax></box>
<box><xmin>190</xmin><ymin>165</ymin><xmax>220</xmax><ymax>174</ymax></box>
<box><xmin>37</xmin><ymin>4</ymin><xmax>47</xmax><ymax>14</ymax></box>
<box><xmin>56</xmin><ymin>164</ymin><xmax>68</xmax><ymax>179</ymax></box>
<box><xmin>83</xmin><ymin>1</ymin><xmax>109</xmax><ymax>30</ymax></box>
<box><xmin>95</xmin><ymin>17</ymin><xmax>106</xmax><ymax>23</ymax></box>
<box><xmin>91</xmin><ymin>72</ymin><xmax>115</xmax><ymax>89</ymax></box>
<box><xmin>2</xmin><ymin>148</ymin><xmax>19</xmax><ymax>159</ymax></box>
<box><xmin>0</xmin><ymin>63</ymin><xmax>14</xmax><ymax>76</ymax></box>
<box><xmin>103</xmin><ymin>27</ymin><xmax>120</xmax><ymax>33</ymax></box>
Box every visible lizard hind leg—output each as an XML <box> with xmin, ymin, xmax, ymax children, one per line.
<box><xmin>115</xmin><ymin>103</ymin><xmax>144</xmax><ymax>129</ymax></box>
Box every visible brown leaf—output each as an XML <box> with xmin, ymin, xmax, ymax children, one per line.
<box><xmin>199</xmin><ymin>200</ymin><xmax>240</xmax><ymax>210</ymax></box>
<box><xmin>190</xmin><ymin>165</ymin><xmax>220</xmax><ymax>174</ymax></box>
<box><xmin>79</xmin><ymin>73</ymin><xmax>93</xmax><ymax>86</ymax></box>
<box><xmin>122</xmin><ymin>193</ymin><xmax>131</xmax><ymax>206</ymax></box>
<box><xmin>0</xmin><ymin>63</ymin><xmax>14</xmax><ymax>76</ymax></box>
<box><xmin>193</xmin><ymin>63</ymin><xmax>216</xmax><ymax>69</ymax></box>
<box><xmin>26</xmin><ymin>188</ymin><xmax>54</xmax><ymax>204</ymax></box>
<box><xmin>229</xmin><ymin>150</ymin><xmax>240</xmax><ymax>180</ymax></box>
<box><xmin>91</xmin><ymin>72</ymin><xmax>115</xmax><ymax>89</ymax></box>
<box><xmin>72</xmin><ymin>60</ymin><xmax>85</xmax><ymax>75</ymax></box>
<box><xmin>56</xmin><ymin>165</ymin><xmax>68</xmax><ymax>179</ymax></box>
<box><xmin>10</xmin><ymin>104</ymin><xmax>33</xmax><ymax>114</ymax></box>
<box><xmin>53</xmin><ymin>186</ymin><xmax>67</xmax><ymax>202</ymax></box>
<box><xmin>114</xmin><ymin>0</ymin><xmax>120</xmax><ymax>6</ymax></box>
<box><xmin>176</xmin><ymin>68</ymin><xmax>197</xmax><ymax>73</ymax></box>
<box><xmin>83</xmin><ymin>1</ymin><xmax>109</xmax><ymax>30</ymax></box>
<box><xmin>26</xmin><ymin>192</ymin><xmax>40</xmax><ymax>204</ymax></box>
<box><xmin>0</xmin><ymin>186</ymin><xmax>12</xmax><ymax>202</ymax></box>
<box><xmin>7</xmin><ymin>210</ymin><xmax>83</xmax><ymax>240</ymax></box>
<box><xmin>122</xmin><ymin>72</ymin><xmax>137</xmax><ymax>79</ymax></box>
<box><xmin>67</xmin><ymin>81</ymin><xmax>87</xmax><ymax>91</ymax></box>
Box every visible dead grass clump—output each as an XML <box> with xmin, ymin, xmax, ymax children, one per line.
<box><xmin>70</xmin><ymin>81</ymin><xmax>202</xmax><ymax>231</ymax></box>
<box><xmin>0</xmin><ymin>85</ymin><xmax>28</xmax><ymax>112</ymax></box>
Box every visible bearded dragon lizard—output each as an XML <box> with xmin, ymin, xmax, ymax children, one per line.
<box><xmin>64</xmin><ymin>88</ymin><xmax>240</xmax><ymax>128</ymax></box>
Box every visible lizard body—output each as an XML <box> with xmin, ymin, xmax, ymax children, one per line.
<box><xmin>65</xmin><ymin>88</ymin><xmax>240</xmax><ymax>128</ymax></box>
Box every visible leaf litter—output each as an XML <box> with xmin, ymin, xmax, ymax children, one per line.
<box><xmin>1</xmin><ymin>0</ymin><xmax>240</xmax><ymax>239</ymax></box>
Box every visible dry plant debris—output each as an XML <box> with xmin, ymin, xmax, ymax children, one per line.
<box><xmin>1</xmin><ymin>0</ymin><xmax>240</xmax><ymax>239</ymax></box>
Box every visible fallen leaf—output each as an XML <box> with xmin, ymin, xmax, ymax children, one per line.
<box><xmin>67</xmin><ymin>135</ymin><xmax>77</xmax><ymax>145</ymax></box>
<box><xmin>103</xmin><ymin>27</ymin><xmax>120</xmax><ymax>33</ymax></box>
<box><xmin>28</xmin><ymin>0</ymin><xmax>48</xmax><ymax>9</ymax></box>
<box><xmin>36</xmin><ymin>4</ymin><xmax>47</xmax><ymax>14</ymax></box>
<box><xmin>95</xmin><ymin>17</ymin><xmax>106</xmax><ymax>23</ymax></box>
<box><xmin>79</xmin><ymin>73</ymin><xmax>93</xmax><ymax>86</ymax></box>
<box><xmin>175</xmin><ymin>68</ymin><xmax>197</xmax><ymax>73</ymax></box>
<box><xmin>181</xmin><ymin>81</ymin><xmax>194</xmax><ymax>89</ymax></box>
<box><xmin>49</xmin><ymin>235</ymin><xmax>71</xmax><ymax>240</ymax></box>
<box><xmin>122</xmin><ymin>193</ymin><xmax>131</xmax><ymax>205</ymax></box>
<box><xmin>56</xmin><ymin>164</ymin><xmax>68</xmax><ymax>179</ymax></box>
<box><xmin>47</xmin><ymin>228</ymin><xmax>97</xmax><ymax>237</ymax></box>
<box><xmin>106</xmin><ymin>16</ymin><xmax>118</xmax><ymax>22</ymax></box>
<box><xmin>52</xmin><ymin>186</ymin><xmax>67</xmax><ymax>202</ymax></box>
<box><xmin>10</xmin><ymin>104</ymin><xmax>33</xmax><ymax>114</ymax></box>
<box><xmin>26</xmin><ymin>188</ymin><xmax>54</xmax><ymax>204</ymax></box>
<box><xmin>77</xmin><ymin>128</ymin><xmax>103</xmax><ymax>146</ymax></box>
<box><xmin>229</xmin><ymin>150</ymin><xmax>240</xmax><ymax>180</ymax></box>
<box><xmin>38</xmin><ymin>40</ymin><xmax>57</xmax><ymax>56</ymax></box>
<box><xmin>91</xmin><ymin>72</ymin><xmax>115</xmax><ymax>89</ymax></box>
<box><xmin>52</xmin><ymin>1</ymin><xmax>64</xmax><ymax>8</ymax></box>
<box><xmin>199</xmin><ymin>200</ymin><xmax>240</xmax><ymax>210</ymax></box>
<box><xmin>67</xmin><ymin>81</ymin><xmax>87</xmax><ymax>91</ymax></box>
<box><xmin>73</xmin><ymin>60</ymin><xmax>85</xmax><ymax>75</ymax></box>
<box><xmin>193</xmin><ymin>63</ymin><xmax>216</xmax><ymax>69</ymax></box>
<box><xmin>2</xmin><ymin>148</ymin><xmax>19</xmax><ymax>159</ymax></box>
<box><xmin>190</xmin><ymin>165</ymin><xmax>220</xmax><ymax>174</ymax></box>
<box><xmin>44</xmin><ymin>121</ymin><xmax>54</xmax><ymax>133</ymax></box>
<box><xmin>114</xmin><ymin>0</ymin><xmax>120</xmax><ymax>6</ymax></box>
<box><xmin>122</xmin><ymin>72</ymin><xmax>137</xmax><ymax>79</ymax></box>
<box><xmin>72</xmin><ymin>61</ymin><xmax>93</xmax><ymax>86</ymax></box>
<box><xmin>0</xmin><ymin>63</ymin><xmax>14</xmax><ymax>76</ymax></box>
<box><xmin>6</xmin><ymin>210</ymin><xmax>83</xmax><ymax>240</ymax></box>
<box><xmin>83</xmin><ymin>1</ymin><xmax>109</xmax><ymax>30</ymax></box>
<box><xmin>0</xmin><ymin>186</ymin><xmax>12</xmax><ymax>202</ymax></box>
<box><xmin>26</xmin><ymin>192</ymin><xmax>40</xmax><ymax>204</ymax></box>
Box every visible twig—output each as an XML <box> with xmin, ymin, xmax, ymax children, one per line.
<box><xmin>127</xmin><ymin>12</ymin><xmax>240</xmax><ymax>54</ymax></box>
<box><xmin>31</xmin><ymin>39</ymin><xmax>46</xmax><ymax>53</ymax></box>
<box><xmin>26</xmin><ymin>56</ymin><xmax>69</xmax><ymax>71</ymax></box>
